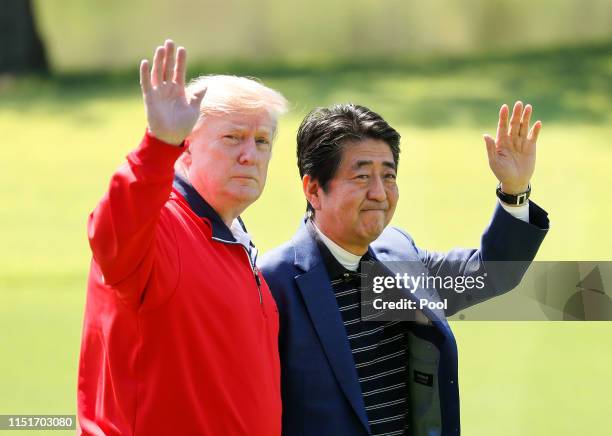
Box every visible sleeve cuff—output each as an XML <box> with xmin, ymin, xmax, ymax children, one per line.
<box><xmin>481</xmin><ymin>200</ymin><xmax>549</xmax><ymax>261</ymax></box>
<box><xmin>498</xmin><ymin>199</ymin><xmax>530</xmax><ymax>223</ymax></box>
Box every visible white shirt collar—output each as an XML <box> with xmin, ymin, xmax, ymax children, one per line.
<box><xmin>230</xmin><ymin>218</ymin><xmax>257</xmax><ymax>264</ymax></box>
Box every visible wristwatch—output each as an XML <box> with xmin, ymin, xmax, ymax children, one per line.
<box><xmin>496</xmin><ymin>183</ymin><xmax>531</xmax><ymax>206</ymax></box>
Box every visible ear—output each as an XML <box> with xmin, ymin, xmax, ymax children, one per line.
<box><xmin>302</xmin><ymin>175</ymin><xmax>322</xmax><ymax>211</ymax></box>
<box><xmin>176</xmin><ymin>146</ymin><xmax>193</xmax><ymax>175</ymax></box>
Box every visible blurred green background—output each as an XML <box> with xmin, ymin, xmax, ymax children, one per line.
<box><xmin>1</xmin><ymin>0</ymin><xmax>611</xmax><ymax>435</ymax></box>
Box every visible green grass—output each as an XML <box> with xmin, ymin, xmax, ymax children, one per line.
<box><xmin>1</xmin><ymin>44</ymin><xmax>611</xmax><ymax>435</ymax></box>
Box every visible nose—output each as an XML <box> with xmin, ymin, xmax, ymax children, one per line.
<box><xmin>367</xmin><ymin>175</ymin><xmax>387</xmax><ymax>202</ymax></box>
<box><xmin>237</xmin><ymin>137</ymin><xmax>257</xmax><ymax>165</ymax></box>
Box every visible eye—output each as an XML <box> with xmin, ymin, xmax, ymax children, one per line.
<box><xmin>256</xmin><ymin>138</ymin><xmax>271</xmax><ymax>146</ymax></box>
<box><xmin>223</xmin><ymin>134</ymin><xmax>240</xmax><ymax>144</ymax></box>
<box><xmin>355</xmin><ymin>174</ymin><xmax>370</xmax><ymax>180</ymax></box>
<box><xmin>384</xmin><ymin>173</ymin><xmax>397</xmax><ymax>180</ymax></box>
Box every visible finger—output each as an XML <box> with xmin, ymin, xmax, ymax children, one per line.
<box><xmin>174</xmin><ymin>46</ymin><xmax>187</xmax><ymax>86</ymax></box>
<box><xmin>163</xmin><ymin>39</ymin><xmax>175</xmax><ymax>82</ymax></box>
<box><xmin>528</xmin><ymin>120</ymin><xmax>542</xmax><ymax>143</ymax></box>
<box><xmin>151</xmin><ymin>46</ymin><xmax>164</xmax><ymax>87</ymax></box>
<box><xmin>518</xmin><ymin>104</ymin><xmax>532</xmax><ymax>152</ymax></box>
<box><xmin>189</xmin><ymin>87</ymin><xmax>207</xmax><ymax>109</ymax></box>
<box><xmin>139</xmin><ymin>60</ymin><xmax>151</xmax><ymax>94</ymax></box>
<box><xmin>483</xmin><ymin>134</ymin><xmax>496</xmax><ymax>163</ymax></box>
<box><xmin>496</xmin><ymin>104</ymin><xmax>509</xmax><ymax>142</ymax></box>
<box><xmin>519</xmin><ymin>104</ymin><xmax>532</xmax><ymax>140</ymax></box>
<box><xmin>508</xmin><ymin>101</ymin><xmax>523</xmax><ymax>139</ymax></box>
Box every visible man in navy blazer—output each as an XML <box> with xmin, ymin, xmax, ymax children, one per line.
<box><xmin>259</xmin><ymin>102</ymin><xmax>549</xmax><ymax>435</ymax></box>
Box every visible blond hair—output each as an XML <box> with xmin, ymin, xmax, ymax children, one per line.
<box><xmin>187</xmin><ymin>75</ymin><xmax>288</xmax><ymax>131</ymax></box>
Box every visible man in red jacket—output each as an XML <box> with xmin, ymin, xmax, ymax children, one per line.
<box><xmin>77</xmin><ymin>39</ymin><xmax>288</xmax><ymax>435</ymax></box>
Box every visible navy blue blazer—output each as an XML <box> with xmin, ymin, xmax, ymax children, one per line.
<box><xmin>259</xmin><ymin>202</ymin><xmax>549</xmax><ymax>436</ymax></box>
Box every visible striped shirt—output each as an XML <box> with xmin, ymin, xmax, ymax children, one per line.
<box><xmin>309</xmin><ymin>222</ymin><xmax>409</xmax><ymax>435</ymax></box>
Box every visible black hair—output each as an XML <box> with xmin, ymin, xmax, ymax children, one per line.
<box><xmin>296</xmin><ymin>103</ymin><xmax>400</xmax><ymax>214</ymax></box>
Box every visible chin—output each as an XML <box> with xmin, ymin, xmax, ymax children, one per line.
<box><xmin>359</xmin><ymin>222</ymin><xmax>386</xmax><ymax>242</ymax></box>
<box><xmin>227</xmin><ymin>187</ymin><xmax>262</xmax><ymax>204</ymax></box>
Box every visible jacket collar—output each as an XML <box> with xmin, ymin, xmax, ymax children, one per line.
<box><xmin>292</xmin><ymin>218</ymin><xmax>323</xmax><ymax>271</ymax></box>
<box><xmin>172</xmin><ymin>174</ymin><xmax>248</xmax><ymax>244</ymax></box>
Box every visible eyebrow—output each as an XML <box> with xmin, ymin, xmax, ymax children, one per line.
<box><xmin>352</xmin><ymin>160</ymin><xmax>397</xmax><ymax>170</ymax></box>
<box><xmin>224</xmin><ymin>125</ymin><xmax>273</xmax><ymax>136</ymax></box>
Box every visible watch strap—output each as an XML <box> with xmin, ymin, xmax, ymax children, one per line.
<box><xmin>496</xmin><ymin>183</ymin><xmax>531</xmax><ymax>206</ymax></box>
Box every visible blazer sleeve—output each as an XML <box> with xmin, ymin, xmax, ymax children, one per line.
<box><xmin>406</xmin><ymin>201</ymin><xmax>549</xmax><ymax>316</ymax></box>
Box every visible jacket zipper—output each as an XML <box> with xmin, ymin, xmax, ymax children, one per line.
<box><xmin>243</xmin><ymin>246</ymin><xmax>263</xmax><ymax>305</ymax></box>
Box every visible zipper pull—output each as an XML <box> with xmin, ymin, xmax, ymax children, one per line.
<box><xmin>253</xmin><ymin>265</ymin><xmax>262</xmax><ymax>287</ymax></box>
<box><xmin>253</xmin><ymin>265</ymin><xmax>263</xmax><ymax>305</ymax></box>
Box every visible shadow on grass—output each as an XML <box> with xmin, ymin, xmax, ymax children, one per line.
<box><xmin>1</xmin><ymin>41</ymin><xmax>610</xmax><ymax>128</ymax></box>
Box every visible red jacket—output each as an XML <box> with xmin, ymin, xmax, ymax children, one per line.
<box><xmin>77</xmin><ymin>132</ymin><xmax>281</xmax><ymax>435</ymax></box>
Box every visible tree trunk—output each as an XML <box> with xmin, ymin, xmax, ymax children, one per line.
<box><xmin>0</xmin><ymin>0</ymin><xmax>49</xmax><ymax>74</ymax></box>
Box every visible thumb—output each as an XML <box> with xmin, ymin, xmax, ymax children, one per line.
<box><xmin>189</xmin><ymin>87</ymin><xmax>207</xmax><ymax>109</ymax></box>
<box><xmin>483</xmin><ymin>134</ymin><xmax>496</xmax><ymax>161</ymax></box>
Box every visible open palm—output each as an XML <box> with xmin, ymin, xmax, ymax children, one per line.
<box><xmin>140</xmin><ymin>40</ymin><xmax>206</xmax><ymax>146</ymax></box>
<box><xmin>484</xmin><ymin>101</ymin><xmax>542</xmax><ymax>194</ymax></box>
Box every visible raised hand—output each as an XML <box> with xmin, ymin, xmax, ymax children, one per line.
<box><xmin>139</xmin><ymin>39</ymin><xmax>207</xmax><ymax>146</ymax></box>
<box><xmin>483</xmin><ymin>101</ymin><xmax>542</xmax><ymax>195</ymax></box>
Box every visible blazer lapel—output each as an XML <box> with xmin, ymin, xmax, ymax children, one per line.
<box><xmin>292</xmin><ymin>224</ymin><xmax>371</xmax><ymax>434</ymax></box>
